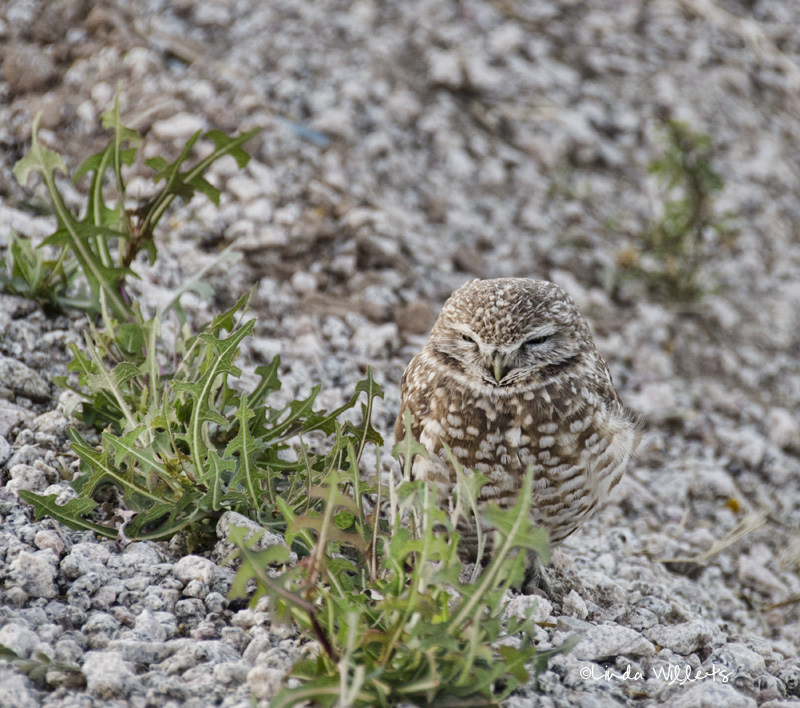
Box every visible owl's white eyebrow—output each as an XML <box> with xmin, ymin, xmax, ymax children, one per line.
<box><xmin>453</xmin><ymin>325</ymin><xmax>479</xmax><ymax>340</ymax></box>
<box><xmin>519</xmin><ymin>328</ymin><xmax>556</xmax><ymax>345</ymax></box>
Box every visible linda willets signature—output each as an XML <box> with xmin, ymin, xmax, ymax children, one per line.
<box><xmin>580</xmin><ymin>664</ymin><xmax>732</xmax><ymax>685</ymax></box>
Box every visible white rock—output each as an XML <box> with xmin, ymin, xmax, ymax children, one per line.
<box><xmin>290</xmin><ymin>271</ymin><xmax>317</xmax><ymax>294</ymax></box>
<box><xmin>33</xmin><ymin>410</ymin><xmax>67</xmax><ymax>436</ymax></box>
<box><xmin>216</xmin><ymin>511</ymin><xmax>296</xmax><ymax>562</ymax></box>
<box><xmin>488</xmin><ymin>23</ymin><xmax>525</xmax><ymax>56</ymax></box>
<box><xmin>173</xmin><ymin>555</ymin><xmax>217</xmax><ymax>586</ymax></box>
<box><xmin>82</xmin><ymin>651</ymin><xmax>134</xmax><ymax>699</ymax></box>
<box><xmin>767</xmin><ymin>408</ymin><xmax>800</xmax><ymax>453</ymax></box>
<box><xmin>151</xmin><ymin>113</ymin><xmax>207</xmax><ymax>140</ymax></box>
<box><xmin>733</xmin><ymin>429</ymin><xmax>767</xmax><ymax>468</ymax></box>
<box><xmin>646</xmin><ymin>620</ymin><xmax>719</xmax><ymax>656</ymax></box>
<box><xmin>627</xmin><ymin>382</ymin><xmax>678</xmax><ymax>421</ymax></box>
<box><xmin>7</xmin><ymin>464</ymin><xmax>49</xmax><ymax>494</ymax></box>
<box><xmin>669</xmin><ymin>680</ymin><xmax>757</xmax><ymax>708</ymax></box>
<box><xmin>572</xmin><ymin>624</ymin><xmax>656</xmax><ymax>661</ymax></box>
<box><xmin>505</xmin><ymin>594</ymin><xmax>553</xmax><ymax>624</ymax></box>
<box><xmin>351</xmin><ymin>322</ymin><xmax>399</xmax><ymax>358</ymax></box>
<box><xmin>34</xmin><ymin>530</ymin><xmax>65</xmax><ymax>557</ymax></box>
<box><xmin>0</xmin><ymin>623</ymin><xmax>42</xmax><ymax>659</ymax></box>
<box><xmin>8</xmin><ymin>550</ymin><xmax>57</xmax><ymax>598</ymax></box>
<box><xmin>0</xmin><ymin>435</ymin><xmax>10</xmax><ymax>465</ymax></box>
<box><xmin>427</xmin><ymin>48</ymin><xmax>463</xmax><ymax>88</ymax></box>
<box><xmin>0</xmin><ymin>356</ymin><xmax>49</xmax><ymax>400</ymax></box>
<box><xmin>737</xmin><ymin>546</ymin><xmax>788</xmax><ymax>602</ymax></box>
<box><xmin>248</xmin><ymin>665</ymin><xmax>285</xmax><ymax>699</ymax></box>
<box><xmin>243</xmin><ymin>197</ymin><xmax>274</xmax><ymax>223</ymax></box>
<box><xmin>61</xmin><ymin>542</ymin><xmax>111</xmax><ymax>579</ymax></box>
<box><xmin>134</xmin><ymin>609</ymin><xmax>167</xmax><ymax>643</ymax></box>
<box><xmin>227</xmin><ymin>175</ymin><xmax>263</xmax><ymax>203</ymax></box>
<box><xmin>562</xmin><ymin>590</ymin><xmax>589</xmax><ymax>620</ymax></box>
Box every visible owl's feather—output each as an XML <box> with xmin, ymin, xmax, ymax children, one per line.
<box><xmin>395</xmin><ymin>278</ymin><xmax>638</xmax><ymax>556</ymax></box>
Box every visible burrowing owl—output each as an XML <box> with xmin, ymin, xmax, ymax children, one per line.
<box><xmin>395</xmin><ymin>278</ymin><xmax>637</xmax><ymax>555</ymax></box>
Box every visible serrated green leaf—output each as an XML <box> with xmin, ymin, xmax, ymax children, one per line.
<box><xmin>122</xmin><ymin>492</ymin><xmax>207</xmax><ymax>541</ymax></box>
<box><xmin>116</xmin><ymin>322</ymin><xmax>145</xmax><ymax>354</ymax></box>
<box><xmin>249</xmin><ymin>357</ymin><xmax>282</xmax><ymax>406</ymax></box>
<box><xmin>102</xmin><ymin>428</ymin><xmax>180</xmax><ymax>495</ymax></box>
<box><xmin>205</xmin><ymin>129</ymin><xmax>257</xmax><ymax>169</ymax></box>
<box><xmin>334</xmin><ymin>509</ymin><xmax>355</xmax><ymax>531</ymax></box>
<box><xmin>174</xmin><ymin>319</ymin><xmax>255</xmax><ymax>482</ymax></box>
<box><xmin>224</xmin><ymin>393</ymin><xmax>266</xmax><ymax>508</ymax></box>
<box><xmin>18</xmin><ymin>491</ymin><xmax>116</xmax><ymax>538</ymax></box>
<box><xmin>13</xmin><ymin>114</ymin><xmax>68</xmax><ymax>186</ymax></box>
<box><xmin>68</xmin><ymin>428</ymin><xmax>164</xmax><ymax>504</ymax></box>
<box><xmin>198</xmin><ymin>448</ymin><xmax>235</xmax><ymax>511</ymax></box>
<box><xmin>392</xmin><ymin>408</ymin><xmax>427</xmax><ymax>481</ymax></box>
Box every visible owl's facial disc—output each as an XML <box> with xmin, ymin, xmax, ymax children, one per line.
<box><xmin>448</xmin><ymin>324</ymin><xmax>561</xmax><ymax>387</ymax></box>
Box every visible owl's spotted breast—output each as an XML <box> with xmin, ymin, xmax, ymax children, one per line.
<box><xmin>395</xmin><ymin>278</ymin><xmax>638</xmax><ymax>554</ymax></box>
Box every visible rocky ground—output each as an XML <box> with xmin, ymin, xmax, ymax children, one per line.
<box><xmin>1</xmin><ymin>0</ymin><xmax>800</xmax><ymax>706</ymax></box>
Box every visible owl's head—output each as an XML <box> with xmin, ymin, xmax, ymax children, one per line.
<box><xmin>427</xmin><ymin>278</ymin><xmax>597</xmax><ymax>389</ymax></box>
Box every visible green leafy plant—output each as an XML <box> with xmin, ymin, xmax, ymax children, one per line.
<box><xmin>20</xmin><ymin>295</ymin><xmax>382</xmax><ymax>542</ymax></box>
<box><xmin>620</xmin><ymin>119</ymin><xmax>732</xmax><ymax>301</ymax></box>
<box><xmin>4</xmin><ymin>89</ymin><xmax>258</xmax><ymax>320</ymax></box>
<box><xmin>228</xmin><ymin>417</ymin><xmax>575</xmax><ymax>707</ymax></box>
<box><xmin>6</xmin><ymin>98</ymin><xmax>576</xmax><ymax>706</ymax></box>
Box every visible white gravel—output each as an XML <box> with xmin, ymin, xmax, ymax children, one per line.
<box><xmin>1</xmin><ymin>0</ymin><xmax>800</xmax><ymax>706</ymax></box>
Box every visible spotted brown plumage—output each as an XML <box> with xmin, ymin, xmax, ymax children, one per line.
<box><xmin>395</xmin><ymin>277</ymin><xmax>638</xmax><ymax>557</ymax></box>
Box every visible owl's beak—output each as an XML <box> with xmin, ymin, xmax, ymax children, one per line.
<box><xmin>492</xmin><ymin>353</ymin><xmax>506</xmax><ymax>383</ymax></box>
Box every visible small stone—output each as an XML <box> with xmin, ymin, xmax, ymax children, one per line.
<box><xmin>668</xmin><ymin>682</ymin><xmax>756</xmax><ymax>708</ymax></box>
<box><xmin>556</xmin><ymin>616</ymin><xmax>594</xmax><ymax>633</ymax></box>
<box><xmin>2</xmin><ymin>43</ymin><xmax>59</xmax><ymax>94</ymax></box>
<box><xmin>0</xmin><ymin>665</ymin><xmax>38</xmax><ymax>708</ymax></box>
<box><xmin>54</xmin><ymin>638</ymin><xmax>84</xmax><ymax>664</ymax></box>
<box><xmin>175</xmin><ymin>598</ymin><xmax>206</xmax><ymax>620</ymax></box>
<box><xmin>204</xmin><ymin>592</ymin><xmax>227</xmax><ymax>614</ymax></box>
<box><xmin>134</xmin><ymin>609</ymin><xmax>167</xmax><ymax>643</ymax></box>
<box><xmin>183</xmin><ymin>579</ymin><xmax>209</xmax><ymax>598</ymax></box>
<box><xmin>227</xmin><ymin>175</ymin><xmax>263</xmax><ymax>203</ymax></box>
<box><xmin>733</xmin><ymin>429</ymin><xmax>767</xmax><ymax>469</ymax></box>
<box><xmin>82</xmin><ymin>651</ymin><xmax>134</xmax><ymax>699</ymax></box>
<box><xmin>0</xmin><ymin>357</ymin><xmax>50</xmax><ymax>400</ymax></box>
<box><xmin>34</xmin><ymin>530</ymin><xmax>66</xmax><ymax>557</ymax></box>
<box><xmin>61</xmin><ymin>542</ymin><xmax>111</xmax><ymax>579</ymax></box>
<box><xmin>774</xmin><ymin>661</ymin><xmax>800</xmax><ymax>697</ymax></box>
<box><xmin>351</xmin><ymin>322</ymin><xmax>399</xmax><ymax>358</ymax></box>
<box><xmin>173</xmin><ymin>555</ymin><xmax>216</xmax><ymax>586</ymax></box>
<box><xmin>290</xmin><ymin>271</ymin><xmax>317</xmax><ymax>294</ymax></box>
<box><xmin>488</xmin><ymin>23</ymin><xmax>526</xmax><ymax>57</ymax></box>
<box><xmin>707</xmin><ymin>642</ymin><xmax>767</xmax><ymax>674</ymax></box>
<box><xmin>767</xmin><ymin>408</ymin><xmax>800</xmax><ymax>454</ymax></box>
<box><xmin>738</xmin><ymin>546</ymin><xmax>789</xmax><ymax>602</ymax></box>
<box><xmin>4</xmin><ymin>587</ymin><xmax>29</xmax><ymax>607</ymax></box>
<box><xmin>106</xmin><ymin>639</ymin><xmax>171</xmax><ymax>665</ymax></box>
<box><xmin>33</xmin><ymin>410</ymin><xmax>67</xmax><ymax>437</ymax></box>
<box><xmin>215</xmin><ymin>511</ymin><xmax>296</xmax><ymax>565</ymax></box>
<box><xmin>8</xmin><ymin>550</ymin><xmax>57</xmax><ymax>598</ymax></box>
<box><xmin>0</xmin><ymin>623</ymin><xmax>41</xmax><ymax>659</ymax></box>
<box><xmin>151</xmin><ymin>113</ymin><xmax>207</xmax><ymax>140</ymax></box>
<box><xmin>505</xmin><ymin>594</ymin><xmax>553</xmax><ymax>624</ymax></box>
<box><xmin>573</xmin><ymin>624</ymin><xmax>656</xmax><ymax>661</ymax></box>
<box><xmin>646</xmin><ymin>620</ymin><xmax>719</xmax><ymax>656</ymax></box>
<box><xmin>0</xmin><ymin>435</ymin><xmax>11</xmax><ymax>465</ymax></box>
<box><xmin>7</xmin><ymin>464</ymin><xmax>50</xmax><ymax>494</ymax></box>
<box><xmin>562</xmin><ymin>590</ymin><xmax>589</xmax><ymax>620</ymax></box>
<box><xmin>248</xmin><ymin>665</ymin><xmax>285</xmax><ymax>700</ymax></box>
<box><xmin>0</xmin><ymin>400</ymin><xmax>34</xmax><ymax>439</ymax></box>
<box><xmin>427</xmin><ymin>48</ymin><xmax>463</xmax><ymax>88</ymax></box>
